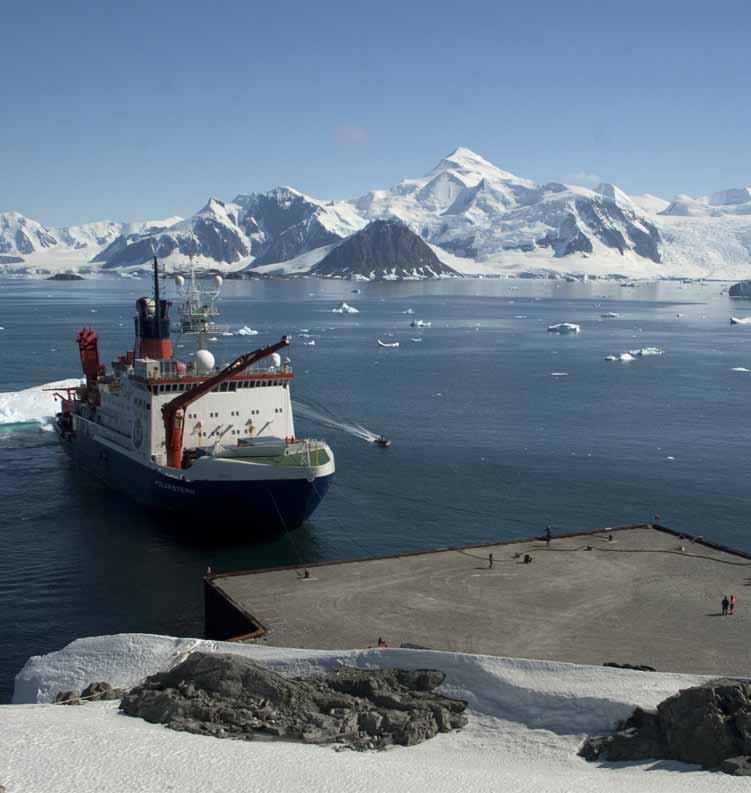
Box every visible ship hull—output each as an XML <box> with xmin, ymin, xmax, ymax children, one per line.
<box><xmin>56</xmin><ymin>428</ymin><xmax>332</xmax><ymax>535</ymax></box>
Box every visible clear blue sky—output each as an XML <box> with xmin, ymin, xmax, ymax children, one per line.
<box><xmin>2</xmin><ymin>0</ymin><xmax>749</xmax><ymax>225</ymax></box>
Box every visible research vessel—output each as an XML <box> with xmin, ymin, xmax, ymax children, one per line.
<box><xmin>54</xmin><ymin>259</ymin><xmax>334</xmax><ymax>533</ymax></box>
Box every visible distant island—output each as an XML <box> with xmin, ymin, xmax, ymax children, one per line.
<box><xmin>47</xmin><ymin>272</ymin><xmax>85</xmax><ymax>281</ymax></box>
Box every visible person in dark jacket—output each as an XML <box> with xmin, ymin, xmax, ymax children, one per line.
<box><xmin>722</xmin><ymin>595</ymin><xmax>729</xmax><ymax>615</ymax></box>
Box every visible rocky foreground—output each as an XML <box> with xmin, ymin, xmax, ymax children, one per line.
<box><xmin>580</xmin><ymin>678</ymin><xmax>751</xmax><ymax>776</ymax></box>
<box><xmin>119</xmin><ymin>652</ymin><xmax>468</xmax><ymax>750</ymax></box>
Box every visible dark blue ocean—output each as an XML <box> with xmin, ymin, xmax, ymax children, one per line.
<box><xmin>2</xmin><ymin>276</ymin><xmax>751</xmax><ymax>701</ymax></box>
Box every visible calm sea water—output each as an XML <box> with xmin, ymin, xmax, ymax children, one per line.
<box><xmin>2</xmin><ymin>275</ymin><xmax>750</xmax><ymax>701</ymax></box>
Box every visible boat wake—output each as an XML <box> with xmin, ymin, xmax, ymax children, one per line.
<box><xmin>292</xmin><ymin>398</ymin><xmax>381</xmax><ymax>443</ymax></box>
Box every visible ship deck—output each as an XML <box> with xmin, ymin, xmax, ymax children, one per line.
<box><xmin>204</xmin><ymin>524</ymin><xmax>751</xmax><ymax>675</ymax></box>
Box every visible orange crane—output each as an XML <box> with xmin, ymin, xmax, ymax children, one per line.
<box><xmin>162</xmin><ymin>336</ymin><xmax>290</xmax><ymax>469</ymax></box>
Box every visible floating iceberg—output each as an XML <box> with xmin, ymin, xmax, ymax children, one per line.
<box><xmin>550</xmin><ymin>372</ymin><xmax>569</xmax><ymax>377</ymax></box>
<box><xmin>236</xmin><ymin>326</ymin><xmax>259</xmax><ymax>336</ymax></box>
<box><xmin>410</xmin><ymin>338</ymin><xmax>423</xmax><ymax>342</ymax></box>
<box><xmin>0</xmin><ymin>378</ymin><xmax>82</xmax><ymax>426</ymax></box>
<box><xmin>410</xmin><ymin>320</ymin><xmax>431</xmax><ymax>328</ymax></box>
<box><xmin>730</xmin><ymin>317</ymin><xmax>751</xmax><ymax>325</ymax></box>
<box><xmin>377</xmin><ymin>339</ymin><xmax>399</xmax><ymax>348</ymax></box>
<box><xmin>332</xmin><ymin>302</ymin><xmax>359</xmax><ymax>314</ymax></box>
<box><xmin>403</xmin><ymin>308</ymin><xmax>414</xmax><ymax>315</ymax></box>
<box><xmin>732</xmin><ymin>367</ymin><xmax>751</xmax><ymax>372</ymax></box>
<box><xmin>547</xmin><ymin>323</ymin><xmax>581</xmax><ymax>334</ymax></box>
<box><xmin>600</xmin><ymin>312</ymin><xmax>620</xmax><ymax>318</ymax></box>
<box><xmin>303</xmin><ymin>340</ymin><xmax>316</xmax><ymax>347</ymax></box>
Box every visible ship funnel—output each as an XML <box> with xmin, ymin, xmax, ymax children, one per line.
<box><xmin>135</xmin><ymin>258</ymin><xmax>173</xmax><ymax>360</ymax></box>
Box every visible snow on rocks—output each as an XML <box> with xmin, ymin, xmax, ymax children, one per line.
<box><xmin>5</xmin><ymin>634</ymin><xmax>733</xmax><ymax>793</ymax></box>
<box><xmin>547</xmin><ymin>323</ymin><xmax>581</xmax><ymax>334</ymax></box>
<box><xmin>0</xmin><ymin>378</ymin><xmax>81</xmax><ymax>426</ymax></box>
<box><xmin>332</xmin><ymin>302</ymin><xmax>359</xmax><ymax>314</ymax></box>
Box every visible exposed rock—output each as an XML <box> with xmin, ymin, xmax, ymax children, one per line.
<box><xmin>603</xmin><ymin>662</ymin><xmax>657</xmax><ymax>672</ymax></box>
<box><xmin>721</xmin><ymin>756</ymin><xmax>751</xmax><ymax>776</ymax></box>
<box><xmin>580</xmin><ymin>678</ymin><xmax>751</xmax><ymax>774</ymax></box>
<box><xmin>120</xmin><ymin>651</ymin><xmax>467</xmax><ymax>750</ymax></box>
<box><xmin>311</xmin><ymin>219</ymin><xmax>458</xmax><ymax>279</ymax></box>
<box><xmin>729</xmin><ymin>280</ymin><xmax>751</xmax><ymax>298</ymax></box>
<box><xmin>47</xmin><ymin>272</ymin><xmax>84</xmax><ymax>281</ymax></box>
<box><xmin>54</xmin><ymin>689</ymin><xmax>81</xmax><ymax>705</ymax></box>
<box><xmin>81</xmin><ymin>681</ymin><xmax>124</xmax><ymax>701</ymax></box>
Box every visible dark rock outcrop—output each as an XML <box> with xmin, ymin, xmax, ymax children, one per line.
<box><xmin>47</xmin><ymin>272</ymin><xmax>84</xmax><ymax>280</ymax></box>
<box><xmin>603</xmin><ymin>662</ymin><xmax>657</xmax><ymax>672</ymax></box>
<box><xmin>729</xmin><ymin>280</ymin><xmax>751</xmax><ymax>298</ymax></box>
<box><xmin>54</xmin><ymin>689</ymin><xmax>81</xmax><ymax>705</ymax></box>
<box><xmin>580</xmin><ymin>678</ymin><xmax>751</xmax><ymax>775</ymax></box>
<box><xmin>120</xmin><ymin>651</ymin><xmax>467</xmax><ymax>749</ymax></box>
<box><xmin>312</xmin><ymin>220</ymin><xmax>458</xmax><ymax>279</ymax></box>
<box><xmin>81</xmin><ymin>681</ymin><xmax>124</xmax><ymax>701</ymax></box>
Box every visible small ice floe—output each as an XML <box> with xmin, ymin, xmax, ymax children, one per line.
<box><xmin>547</xmin><ymin>323</ymin><xmax>581</xmax><ymax>334</ymax></box>
<box><xmin>732</xmin><ymin>367</ymin><xmax>751</xmax><ymax>373</ymax></box>
<box><xmin>666</xmin><ymin>456</ymin><xmax>675</xmax><ymax>460</ymax></box>
<box><xmin>600</xmin><ymin>312</ymin><xmax>620</xmax><ymax>318</ymax></box>
<box><xmin>630</xmin><ymin>347</ymin><xmax>664</xmax><ymax>357</ymax></box>
<box><xmin>90</xmin><ymin>309</ymin><xmax>97</xmax><ymax>313</ymax></box>
<box><xmin>403</xmin><ymin>308</ymin><xmax>414</xmax><ymax>315</ymax></box>
<box><xmin>410</xmin><ymin>338</ymin><xmax>423</xmax><ymax>342</ymax></box>
<box><xmin>208</xmin><ymin>337</ymin><xmax>218</xmax><ymax>342</ymax></box>
<box><xmin>303</xmin><ymin>340</ymin><xmax>316</xmax><ymax>346</ymax></box>
<box><xmin>332</xmin><ymin>302</ymin><xmax>359</xmax><ymax>314</ymax></box>
<box><xmin>0</xmin><ymin>327</ymin><xmax>5</xmax><ymax>331</ymax></box>
<box><xmin>550</xmin><ymin>372</ymin><xmax>569</xmax><ymax>377</ymax></box>
<box><xmin>606</xmin><ymin>352</ymin><xmax>635</xmax><ymax>362</ymax></box>
<box><xmin>513</xmin><ymin>315</ymin><xmax>528</xmax><ymax>319</ymax></box>
<box><xmin>236</xmin><ymin>326</ymin><xmax>259</xmax><ymax>336</ymax></box>
<box><xmin>676</xmin><ymin>313</ymin><xmax>684</xmax><ymax>318</ymax></box>
<box><xmin>410</xmin><ymin>320</ymin><xmax>431</xmax><ymax>328</ymax></box>
<box><xmin>300</xmin><ymin>328</ymin><xmax>310</xmax><ymax>332</ymax></box>
<box><xmin>377</xmin><ymin>339</ymin><xmax>399</xmax><ymax>348</ymax></box>
<box><xmin>730</xmin><ymin>317</ymin><xmax>751</xmax><ymax>325</ymax></box>
<box><xmin>222</xmin><ymin>331</ymin><xmax>234</xmax><ymax>337</ymax></box>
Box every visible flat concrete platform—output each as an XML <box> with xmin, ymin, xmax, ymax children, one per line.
<box><xmin>206</xmin><ymin>525</ymin><xmax>751</xmax><ymax>675</ymax></box>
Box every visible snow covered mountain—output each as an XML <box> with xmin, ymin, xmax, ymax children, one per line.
<box><xmin>3</xmin><ymin>147</ymin><xmax>751</xmax><ymax>278</ymax></box>
<box><xmin>349</xmin><ymin>148</ymin><xmax>662</xmax><ymax>269</ymax></box>
<box><xmin>0</xmin><ymin>211</ymin><xmax>58</xmax><ymax>256</ymax></box>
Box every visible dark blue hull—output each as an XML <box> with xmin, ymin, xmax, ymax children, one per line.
<box><xmin>56</xmin><ymin>428</ymin><xmax>332</xmax><ymax>536</ymax></box>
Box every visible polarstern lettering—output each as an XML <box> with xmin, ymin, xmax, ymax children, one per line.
<box><xmin>154</xmin><ymin>480</ymin><xmax>196</xmax><ymax>495</ymax></box>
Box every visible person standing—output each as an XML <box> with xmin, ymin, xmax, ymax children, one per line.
<box><xmin>722</xmin><ymin>595</ymin><xmax>729</xmax><ymax>615</ymax></box>
<box><xmin>730</xmin><ymin>594</ymin><xmax>736</xmax><ymax>615</ymax></box>
<box><xmin>488</xmin><ymin>553</ymin><xmax>494</xmax><ymax>569</ymax></box>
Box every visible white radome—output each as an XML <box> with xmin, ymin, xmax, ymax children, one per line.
<box><xmin>195</xmin><ymin>349</ymin><xmax>215</xmax><ymax>374</ymax></box>
<box><xmin>213</xmin><ymin>275</ymin><xmax>223</xmax><ymax>288</ymax></box>
<box><xmin>175</xmin><ymin>274</ymin><xmax>185</xmax><ymax>287</ymax></box>
<box><xmin>271</xmin><ymin>352</ymin><xmax>282</xmax><ymax>369</ymax></box>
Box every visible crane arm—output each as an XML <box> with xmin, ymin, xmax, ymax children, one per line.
<box><xmin>161</xmin><ymin>336</ymin><xmax>290</xmax><ymax>469</ymax></box>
